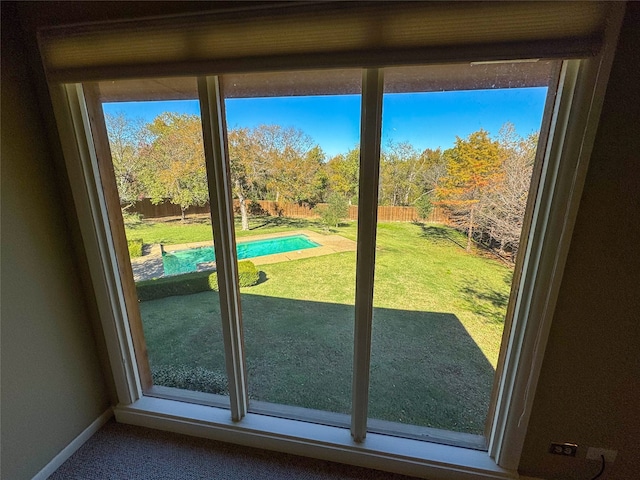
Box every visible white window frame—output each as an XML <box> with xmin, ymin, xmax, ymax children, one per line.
<box><xmin>46</xmin><ymin>6</ymin><xmax>624</xmax><ymax>478</ymax></box>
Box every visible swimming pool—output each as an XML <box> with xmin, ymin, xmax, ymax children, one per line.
<box><xmin>162</xmin><ymin>234</ymin><xmax>321</xmax><ymax>276</ymax></box>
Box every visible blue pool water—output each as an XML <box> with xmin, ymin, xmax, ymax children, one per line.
<box><xmin>162</xmin><ymin>234</ymin><xmax>320</xmax><ymax>276</ymax></box>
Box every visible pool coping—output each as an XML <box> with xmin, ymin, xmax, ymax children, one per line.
<box><xmin>130</xmin><ymin>230</ymin><xmax>356</xmax><ymax>281</ymax></box>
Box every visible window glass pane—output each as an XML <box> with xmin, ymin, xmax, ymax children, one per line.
<box><xmin>368</xmin><ymin>62</ymin><xmax>555</xmax><ymax>441</ymax></box>
<box><xmin>98</xmin><ymin>77</ymin><xmax>229</xmax><ymax>404</ymax></box>
<box><xmin>221</xmin><ymin>69</ymin><xmax>361</xmax><ymax>423</ymax></box>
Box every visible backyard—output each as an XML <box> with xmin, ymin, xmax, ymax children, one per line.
<box><xmin>126</xmin><ymin>215</ymin><xmax>512</xmax><ymax>435</ymax></box>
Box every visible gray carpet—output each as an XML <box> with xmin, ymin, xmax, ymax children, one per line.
<box><xmin>49</xmin><ymin>420</ymin><xmax>421</xmax><ymax>479</ymax></box>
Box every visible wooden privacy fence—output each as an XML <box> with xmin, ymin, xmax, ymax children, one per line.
<box><xmin>129</xmin><ymin>198</ymin><xmax>449</xmax><ymax>224</ymax></box>
<box><xmin>127</xmin><ymin>198</ymin><xmax>211</xmax><ymax>218</ymax></box>
<box><xmin>255</xmin><ymin>201</ymin><xmax>448</xmax><ymax>223</ymax></box>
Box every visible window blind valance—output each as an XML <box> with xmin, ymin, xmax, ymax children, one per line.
<box><xmin>39</xmin><ymin>1</ymin><xmax>611</xmax><ymax>83</ymax></box>
<box><xmin>96</xmin><ymin>61</ymin><xmax>557</xmax><ymax>103</ymax></box>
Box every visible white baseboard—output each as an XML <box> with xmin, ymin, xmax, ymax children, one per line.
<box><xmin>32</xmin><ymin>408</ymin><xmax>113</xmax><ymax>480</ymax></box>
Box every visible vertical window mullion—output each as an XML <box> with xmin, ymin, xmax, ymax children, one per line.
<box><xmin>81</xmin><ymin>82</ymin><xmax>152</xmax><ymax>395</ymax></box>
<box><xmin>198</xmin><ymin>76</ymin><xmax>248</xmax><ymax>421</ymax></box>
<box><xmin>351</xmin><ymin>68</ymin><xmax>384</xmax><ymax>442</ymax></box>
<box><xmin>58</xmin><ymin>83</ymin><xmax>142</xmax><ymax>404</ymax></box>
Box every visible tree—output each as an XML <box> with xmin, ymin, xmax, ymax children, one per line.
<box><xmin>227</xmin><ymin>124</ymin><xmax>322</xmax><ymax>230</ymax></box>
<box><xmin>437</xmin><ymin>129</ymin><xmax>503</xmax><ymax>251</ymax></box>
<box><xmin>325</xmin><ymin>147</ymin><xmax>360</xmax><ymax>205</ymax></box>
<box><xmin>259</xmin><ymin>125</ymin><xmax>318</xmax><ymax>203</ymax></box>
<box><xmin>379</xmin><ymin>143</ymin><xmax>446</xmax><ymax>210</ymax></box>
<box><xmin>320</xmin><ymin>193</ymin><xmax>349</xmax><ymax>229</ymax></box>
<box><xmin>417</xmin><ymin>148</ymin><xmax>447</xmax><ymax>196</ymax></box>
<box><xmin>415</xmin><ymin>194</ymin><xmax>433</xmax><ymax>220</ymax></box>
<box><xmin>104</xmin><ymin>112</ymin><xmax>147</xmax><ymax>210</ymax></box>
<box><xmin>412</xmin><ymin>148</ymin><xmax>446</xmax><ymax>221</ymax></box>
<box><xmin>477</xmin><ymin>123</ymin><xmax>537</xmax><ymax>256</ymax></box>
<box><xmin>303</xmin><ymin>145</ymin><xmax>330</xmax><ymax>205</ymax></box>
<box><xmin>227</xmin><ymin>127</ymin><xmax>268</xmax><ymax>231</ymax></box>
<box><xmin>380</xmin><ymin>141</ymin><xmax>421</xmax><ymax>206</ymax></box>
<box><xmin>143</xmin><ymin>113</ymin><xmax>209</xmax><ymax>221</ymax></box>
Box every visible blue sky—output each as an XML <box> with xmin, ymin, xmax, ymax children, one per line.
<box><xmin>103</xmin><ymin>87</ymin><xmax>547</xmax><ymax>157</ymax></box>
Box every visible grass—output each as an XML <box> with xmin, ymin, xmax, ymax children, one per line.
<box><xmin>132</xmin><ymin>215</ymin><xmax>513</xmax><ymax>435</ymax></box>
<box><xmin>125</xmin><ymin>216</ymin><xmax>214</xmax><ymax>245</ymax></box>
<box><xmin>124</xmin><ymin>214</ymin><xmax>328</xmax><ymax>245</ymax></box>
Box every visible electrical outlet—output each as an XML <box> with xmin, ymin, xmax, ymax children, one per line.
<box><xmin>586</xmin><ymin>447</ymin><xmax>617</xmax><ymax>463</ymax></box>
<box><xmin>549</xmin><ymin>442</ymin><xmax>578</xmax><ymax>456</ymax></box>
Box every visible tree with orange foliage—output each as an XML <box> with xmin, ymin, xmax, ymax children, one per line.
<box><xmin>437</xmin><ymin>129</ymin><xmax>503</xmax><ymax>251</ymax></box>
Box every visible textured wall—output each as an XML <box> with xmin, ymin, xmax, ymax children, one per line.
<box><xmin>0</xmin><ymin>5</ymin><xmax>110</xmax><ymax>479</ymax></box>
<box><xmin>519</xmin><ymin>4</ymin><xmax>640</xmax><ymax>479</ymax></box>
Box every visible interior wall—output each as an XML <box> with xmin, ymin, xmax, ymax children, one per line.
<box><xmin>518</xmin><ymin>4</ymin><xmax>640</xmax><ymax>479</ymax></box>
<box><xmin>0</xmin><ymin>5</ymin><xmax>111</xmax><ymax>479</ymax></box>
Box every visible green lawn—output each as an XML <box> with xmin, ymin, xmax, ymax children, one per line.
<box><xmin>124</xmin><ymin>214</ymin><xmax>327</xmax><ymax>245</ymax></box>
<box><xmin>131</xmin><ymin>216</ymin><xmax>512</xmax><ymax>435</ymax></box>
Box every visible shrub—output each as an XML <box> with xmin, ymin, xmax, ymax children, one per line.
<box><xmin>320</xmin><ymin>193</ymin><xmax>349</xmax><ymax>228</ymax></box>
<box><xmin>136</xmin><ymin>260</ymin><xmax>259</xmax><ymax>301</ymax></box>
<box><xmin>127</xmin><ymin>238</ymin><xmax>143</xmax><ymax>257</ymax></box>
<box><xmin>136</xmin><ymin>270</ymin><xmax>215</xmax><ymax>301</ymax></box>
<box><xmin>415</xmin><ymin>194</ymin><xmax>433</xmax><ymax>220</ymax></box>
<box><xmin>237</xmin><ymin>260</ymin><xmax>259</xmax><ymax>287</ymax></box>
<box><xmin>151</xmin><ymin>365</ymin><xmax>228</xmax><ymax>395</ymax></box>
<box><xmin>122</xmin><ymin>210</ymin><xmax>143</xmax><ymax>226</ymax></box>
<box><xmin>208</xmin><ymin>273</ymin><xmax>219</xmax><ymax>290</ymax></box>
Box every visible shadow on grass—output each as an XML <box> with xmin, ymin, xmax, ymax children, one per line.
<box><xmin>248</xmin><ymin>215</ymin><xmax>320</xmax><ymax>231</ymax></box>
<box><xmin>416</xmin><ymin>222</ymin><xmax>468</xmax><ymax>250</ymax></box>
<box><xmin>256</xmin><ymin>271</ymin><xmax>268</xmax><ymax>285</ymax></box>
<box><xmin>139</xmin><ymin>291</ymin><xmax>495</xmax><ymax>434</ymax></box>
<box><xmin>503</xmin><ymin>270</ymin><xmax>515</xmax><ymax>285</ymax></box>
<box><xmin>149</xmin><ymin>214</ymin><xmax>213</xmax><ymax>226</ymax></box>
<box><xmin>459</xmin><ymin>266</ymin><xmax>514</xmax><ymax>324</ymax></box>
<box><xmin>463</xmin><ymin>285</ymin><xmax>509</xmax><ymax>310</ymax></box>
<box><xmin>124</xmin><ymin>222</ymin><xmax>145</xmax><ymax>230</ymax></box>
<box><xmin>460</xmin><ymin>281</ymin><xmax>510</xmax><ymax>325</ymax></box>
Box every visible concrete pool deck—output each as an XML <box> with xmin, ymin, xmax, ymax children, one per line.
<box><xmin>130</xmin><ymin>230</ymin><xmax>356</xmax><ymax>282</ymax></box>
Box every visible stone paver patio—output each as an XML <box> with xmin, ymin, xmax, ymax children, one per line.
<box><xmin>130</xmin><ymin>230</ymin><xmax>356</xmax><ymax>282</ymax></box>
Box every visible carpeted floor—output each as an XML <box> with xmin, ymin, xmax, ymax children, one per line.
<box><xmin>49</xmin><ymin>420</ymin><xmax>422</xmax><ymax>479</ymax></box>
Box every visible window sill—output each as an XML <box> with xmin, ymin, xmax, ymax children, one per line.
<box><xmin>114</xmin><ymin>396</ymin><xmax>515</xmax><ymax>480</ymax></box>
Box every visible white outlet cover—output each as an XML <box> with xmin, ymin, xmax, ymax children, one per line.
<box><xmin>586</xmin><ymin>447</ymin><xmax>617</xmax><ymax>463</ymax></box>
